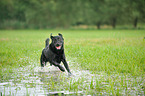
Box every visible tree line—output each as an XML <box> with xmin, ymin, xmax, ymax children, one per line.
<box><xmin>0</xmin><ymin>0</ymin><xmax>145</xmax><ymax>29</ymax></box>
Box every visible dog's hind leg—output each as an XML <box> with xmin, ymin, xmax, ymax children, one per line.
<box><xmin>40</xmin><ymin>54</ymin><xmax>46</xmax><ymax>68</ymax></box>
<box><xmin>45</xmin><ymin>38</ymin><xmax>49</xmax><ymax>47</ymax></box>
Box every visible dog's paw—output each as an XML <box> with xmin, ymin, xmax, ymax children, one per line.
<box><xmin>68</xmin><ymin>72</ymin><xmax>74</xmax><ymax>77</ymax></box>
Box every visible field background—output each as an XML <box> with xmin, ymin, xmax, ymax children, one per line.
<box><xmin>0</xmin><ymin>29</ymin><xmax>145</xmax><ymax>95</ymax></box>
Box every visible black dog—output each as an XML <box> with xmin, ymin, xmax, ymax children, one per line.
<box><xmin>40</xmin><ymin>33</ymin><xmax>71</xmax><ymax>75</ymax></box>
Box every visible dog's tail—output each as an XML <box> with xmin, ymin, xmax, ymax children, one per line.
<box><xmin>45</xmin><ymin>38</ymin><xmax>49</xmax><ymax>47</ymax></box>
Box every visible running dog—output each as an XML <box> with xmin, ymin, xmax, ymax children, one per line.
<box><xmin>40</xmin><ymin>33</ymin><xmax>71</xmax><ymax>75</ymax></box>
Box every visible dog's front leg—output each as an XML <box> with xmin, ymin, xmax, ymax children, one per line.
<box><xmin>51</xmin><ymin>60</ymin><xmax>65</xmax><ymax>72</ymax></box>
<box><xmin>51</xmin><ymin>60</ymin><xmax>59</xmax><ymax>66</ymax></box>
<box><xmin>62</xmin><ymin>59</ymin><xmax>71</xmax><ymax>74</ymax></box>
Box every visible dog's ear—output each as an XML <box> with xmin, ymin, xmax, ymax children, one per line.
<box><xmin>58</xmin><ymin>33</ymin><xmax>64</xmax><ymax>40</ymax></box>
<box><xmin>50</xmin><ymin>33</ymin><xmax>54</xmax><ymax>39</ymax></box>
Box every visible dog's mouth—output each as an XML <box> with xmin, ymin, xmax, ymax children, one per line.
<box><xmin>56</xmin><ymin>45</ymin><xmax>61</xmax><ymax>50</ymax></box>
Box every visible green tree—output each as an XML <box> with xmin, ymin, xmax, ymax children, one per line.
<box><xmin>90</xmin><ymin>0</ymin><xmax>105</xmax><ymax>29</ymax></box>
<box><xmin>102</xmin><ymin>0</ymin><xmax>127</xmax><ymax>28</ymax></box>
<box><xmin>0</xmin><ymin>0</ymin><xmax>145</xmax><ymax>29</ymax></box>
<box><xmin>52</xmin><ymin>0</ymin><xmax>78</xmax><ymax>28</ymax></box>
<box><xmin>0</xmin><ymin>0</ymin><xmax>14</xmax><ymax>25</ymax></box>
<box><xmin>127</xmin><ymin>0</ymin><xmax>145</xmax><ymax>28</ymax></box>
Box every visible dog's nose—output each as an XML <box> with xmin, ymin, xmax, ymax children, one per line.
<box><xmin>56</xmin><ymin>44</ymin><xmax>60</xmax><ymax>47</ymax></box>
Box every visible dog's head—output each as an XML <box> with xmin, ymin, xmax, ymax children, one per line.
<box><xmin>50</xmin><ymin>33</ymin><xmax>64</xmax><ymax>50</ymax></box>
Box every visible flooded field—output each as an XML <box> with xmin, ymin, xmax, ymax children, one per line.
<box><xmin>0</xmin><ymin>61</ymin><xmax>144</xmax><ymax>96</ymax></box>
<box><xmin>0</xmin><ymin>63</ymin><xmax>80</xmax><ymax>96</ymax></box>
<box><xmin>0</xmin><ymin>62</ymin><xmax>88</xmax><ymax>95</ymax></box>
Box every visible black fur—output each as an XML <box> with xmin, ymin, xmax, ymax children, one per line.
<box><xmin>40</xmin><ymin>33</ymin><xmax>71</xmax><ymax>74</ymax></box>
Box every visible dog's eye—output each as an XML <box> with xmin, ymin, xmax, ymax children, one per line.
<box><xmin>53</xmin><ymin>39</ymin><xmax>57</xmax><ymax>42</ymax></box>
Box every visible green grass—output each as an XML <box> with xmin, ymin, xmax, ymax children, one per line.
<box><xmin>0</xmin><ymin>29</ymin><xmax>145</xmax><ymax>95</ymax></box>
<box><xmin>64</xmin><ymin>30</ymin><xmax>145</xmax><ymax>75</ymax></box>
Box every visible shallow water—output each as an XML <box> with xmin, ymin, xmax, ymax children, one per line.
<box><xmin>0</xmin><ymin>63</ymin><xmax>85</xmax><ymax>96</ymax></box>
<box><xmin>0</xmin><ymin>62</ymin><xmax>144</xmax><ymax>96</ymax></box>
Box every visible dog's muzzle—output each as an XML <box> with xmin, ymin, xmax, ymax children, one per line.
<box><xmin>56</xmin><ymin>44</ymin><xmax>61</xmax><ymax>50</ymax></box>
